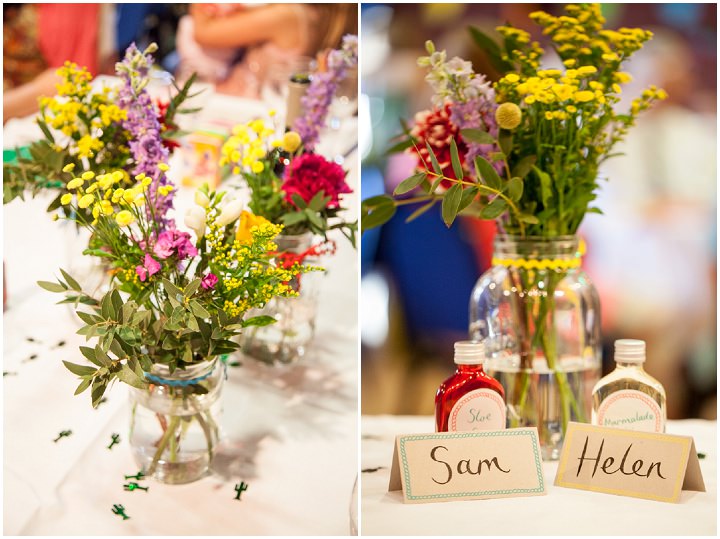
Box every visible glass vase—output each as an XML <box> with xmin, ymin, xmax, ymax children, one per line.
<box><xmin>469</xmin><ymin>235</ymin><xmax>601</xmax><ymax>460</ymax></box>
<box><xmin>129</xmin><ymin>359</ymin><xmax>223</xmax><ymax>484</ymax></box>
<box><xmin>239</xmin><ymin>232</ymin><xmax>321</xmax><ymax>365</ymax></box>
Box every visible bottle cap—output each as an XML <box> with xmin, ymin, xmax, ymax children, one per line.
<box><xmin>614</xmin><ymin>339</ymin><xmax>646</xmax><ymax>363</ymax></box>
<box><xmin>454</xmin><ymin>341</ymin><xmax>486</xmax><ymax>365</ymax></box>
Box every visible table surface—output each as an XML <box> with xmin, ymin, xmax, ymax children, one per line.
<box><xmin>3</xmin><ymin>86</ymin><xmax>359</xmax><ymax>535</ymax></box>
<box><xmin>360</xmin><ymin>415</ymin><xmax>717</xmax><ymax>536</ymax></box>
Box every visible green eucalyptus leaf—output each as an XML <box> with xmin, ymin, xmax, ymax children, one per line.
<box><xmin>59</xmin><ymin>269</ymin><xmax>81</xmax><ymax>292</ymax></box>
<box><xmin>441</xmin><ymin>183</ymin><xmax>463</xmax><ymax>227</ymax></box>
<box><xmin>189</xmin><ymin>300</ymin><xmax>211</xmax><ymax>319</ymax></box>
<box><xmin>512</xmin><ymin>155</ymin><xmax>536</xmax><ymax>179</ymax></box>
<box><xmin>480</xmin><ymin>197</ymin><xmax>508</xmax><ymax>220</ymax></box>
<box><xmin>449</xmin><ymin>139</ymin><xmax>464</xmax><ymax>181</ymax></box>
<box><xmin>425</xmin><ymin>142</ymin><xmax>442</xmax><ymax>176</ymax></box>
<box><xmin>405</xmin><ymin>200</ymin><xmax>437</xmax><ymax>223</ymax></box>
<box><xmin>63</xmin><ymin>361</ymin><xmax>97</xmax><ymax>377</ymax></box>
<box><xmin>474</xmin><ymin>156</ymin><xmax>502</xmax><ymax>190</ymax></box>
<box><xmin>498</xmin><ymin>129</ymin><xmax>513</xmax><ymax>155</ymax></box>
<box><xmin>74</xmin><ymin>377</ymin><xmax>92</xmax><ymax>396</ymax></box>
<box><xmin>242</xmin><ymin>315</ymin><xmax>276</xmax><ymax>327</ymax></box>
<box><xmin>394</xmin><ymin>172</ymin><xmax>427</xmax><ymax>196</ymax></box>
<box><xmin>116</xmin><ymin>363</ymin><xmax>147</xmax><ymax>390</ymax></box>
<box><xmin>361</xmin><ymin>195</ymin><xmax>396</xmax><ymax>231</ymax></box>
<box><xmin>38</xmin><ymin>280</ymin><xmax>66</xmax><ymax>293</ymax></box>
<box><xmin>458</xmin><ymin>186</ymin><xmax>479</xmax><ymax>213</ymax></box>
<box><xmin>460</xmin><ymin>128</ymin><xmax>495</xmax><ymax>144</ymax></box>
<box><xmin>507</xmin><ymin>177</ymin><xmax>524</xmax><ymax>202</ymax></box>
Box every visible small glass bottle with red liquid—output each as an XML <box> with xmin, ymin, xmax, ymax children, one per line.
<box><xmin>435</xmin><ymin>341</ymin><xmax>506</xmax><ymax>432</ymax></box>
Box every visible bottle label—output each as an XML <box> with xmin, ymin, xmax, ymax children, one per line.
<box><xmin>596</xmin><ymin>389</ymin><xmax>664</xmax><ymax>433</ymax></box>
<box><xmin>449</xmin><ymin>389</ymin><xmax>506</xmax><ymax>432</ymax></box>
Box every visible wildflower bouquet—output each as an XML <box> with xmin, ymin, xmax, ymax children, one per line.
<box><xmin>40</xmin><ymin>162</ymin><xmax>307</xmax><ymax>480</ymax></box>
<box><xmin>363</xmin><ymin>4</ymin><xmax>665</xmax><ymax>233</ymax></box>
<box><xmin>220</xmin><ymin>118</ymin><xmax>357</xmax><ymax>247</ymax></box>
<box><xmin>3</xmin><ymin>43</ymin><xmax>197</xmax><ymax>215</ymax></box>
<box><xmin>361</xmin><ymin>4</ymin><xmax>666</xmax><ymax>455</ymax></box>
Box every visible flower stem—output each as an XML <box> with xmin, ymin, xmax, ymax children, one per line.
<box><xmin>147</xmin><ymin>415</ymin><xmax>181</xmax><ymax>475</ymax></box>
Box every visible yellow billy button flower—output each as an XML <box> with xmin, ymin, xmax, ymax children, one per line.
<box><xmin>115</xmin><ymin>210</ymin><xmax>135</xmax><ymax>227</ymax></box>
<box><xmin>123</xmin><ymin>190</ymin><xmax>136</xmax><ymax>204</ymax></box>
<box><xmin>62</xmin><ymin>163</ymin><xmax>75</xmax><ymax>173</ymax></box>
<box><xmin>67</xmin><ymin>178</ymin><xmax>84</xmax><ymax>190</ymax></box>
<box><xmin>281</xmin><ymin>131</ymin><xmax>302</xmax><ymax>153</ymax></box>
<box><xmin>495</xmin><ymin>102</ymin><xmax>523</xmax><ymax>130</ymax></box>
<box><xmin>61</xmin><ymin>193</ymin><xmax>73</xmax><ymax>205</ymax></box>
<box><xmin>251</xmin><ymin>161</ymin><xmax>265</xmax><ymax>174</ymax></box>
<box><xmin>100</xmin><ymin>200</ymin><xmax>113</xmax><ymax>216</ymax></box>
<box><xmin>78</xmin><ymin>194</ymin><xmax>94</xmax><ymax>209</ymax></box>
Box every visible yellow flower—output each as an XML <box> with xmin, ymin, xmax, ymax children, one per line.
<box><xmin>614</xmin><ymin>72</ymin><xmax>633</xmax><ymax>84</ymax></box>
<box><xmin>563</xmin><ymin>59</ymin><xmax>577</xmax><ymax>67</ymax></box>
<box><xmin>81</xmin><ymin>171</ymin><xmax>95</xmax><ymax>180</ymax></box>
<box><xmin>281</xmin><ymin>131</ymin><xmax>302</xmax><ymax>153</ymax></box>
<box><xmin>251</xmin><ymin>161</ymin><xmax>265</xmax><ymax>174</ymax></box>
<box><xmin>158</xmin><ymin>185</ymin><xmax>174</xmax><ymax>196</ymax></box>
<box><xmin>67</xmin><ymin>178</ymin><xmax>84</xmax><ymax>190</ymax></box>
<box><xmin>566</xmin><ymin>105</ymin><xmax>578</xmax><ymax>113</ymax></box>
<box><xmin>61</xmin><ymin>194</ymin><xmax>73</xmax><ymax>205</ymax></box>
<box><xmin>573</xmin><ymin>90</ymin><xmax>595</xmax><ymax>103</ymax></box>
<box><xmin>551</xmin><ymin>84</ymin><xmax>574</xmax><ymax>101</ymax></box>
<box><xmin>62</xmin><ymin>163</ymin><xmax>75</xmax><ymax>173</ymax></box>
<box><xmin>576</xmin><ymin>66</ymin><xmax>597</xmax><ymax>75</ymax></box>
<box><xmin>158</xmin><ymin>163</ymin><xmax>170</xmax><ymax>172</ymax></box>
<box><xmin>100</xmin><ymin>200</ymin><xmax>113</xmax><ymax>216</ymax></box>
<box><xmin>115</xmin><ymin>210</ymin><xmax>135</xmax><ymax>227</ymax></box>
<box><xmin>236</xmin><ymin>211</ymin><xmax>272</xmax><ymax>244</ymax></box>
<box><xmin>495</xmin><ymin>102</ymin><xmax>522</xmax><ymax>130</ymax></box>
<box><xmin>602</xmin><ymin>52</ymin><xmax>619</xmax><ymax>62</ymax></box>
<box><xmin>504</xmin><ymin>73</ymin><xmax>520</xmax><ymax>83</ymax></box>
<box><xmin>123</xmin><ymin>190</ymin><xmax>136</xmax><ymax>204</ymax></box>
<box><xmin>78</xmin><ymin>194</ymin><xmax>94</xmax><ymax>209</ymax></box>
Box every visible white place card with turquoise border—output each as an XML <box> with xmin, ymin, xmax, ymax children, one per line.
<box><xmin>388</xmin><ymin>428</ymin><xmax>546</xmax><ymax>504</ymax></box>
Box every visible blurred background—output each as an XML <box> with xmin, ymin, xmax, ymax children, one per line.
<box><xmin>360</xmin><ymin>3</ymin><xmax>717</xmax><ymax>419</ymax></box>
<box><xmin>3</xmin><ymin>3</ymin><xmax>357</xmax><ymax>121</ymax></box>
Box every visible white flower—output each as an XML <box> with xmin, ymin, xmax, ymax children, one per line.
<box><xmin>216</xmin><ymin>199</ymin><xmax>243</xmax><ymax>227</ymax></box>
<box><xmin>185</xmin><ymin>206</ymin><xmax>206</xmax><ymax>239</ymax></box>
<box><xmin>194</xmin><ymin>190</ymin><xmax>210</xmax><ymax>208</ymax></box>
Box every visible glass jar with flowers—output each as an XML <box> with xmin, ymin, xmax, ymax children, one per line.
<box><xmin>41</xmin><ymin>162</ymin><xmax>311</xmax><ymax>483</ymax></box>
<box><xmin>218</xmin><ymin>36</ymin><xmax>358</xmax><ymax>366</ymax></box>
<box><xmin>362</xmin><ymin>3</ymin><xmax>666</xmax><ymax>459</ymax></box>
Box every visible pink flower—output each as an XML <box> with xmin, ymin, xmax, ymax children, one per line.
<box><xmin>152</xmin><ymin>229</ymin><xmax>198</xmax><ymax>261</ymax></box>
<box><xmin>136</xmin><ymin>253</ymin><xmax>161</xmax><ymax>282</ymax></box>
<box><xmin>201</xmin><ymin>273</ymin><xmax>218</xmax><ymax>290</ymax></box>
<box><xmin>283</xmin><ymin>153</ymin><xmax>352</xmax><ymax>209</ymax></box>
<box><xmin>153</xmin><ymin>234</ymin><xmax>175</xmax><ymax>259</ymax></box>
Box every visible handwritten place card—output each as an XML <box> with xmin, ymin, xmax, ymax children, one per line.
<box><xmin>388</xmin><ymin>428</ymin><xmax>547</xmax><ymax>504</ymax></box>
<box><xmin>554</xmin><ymin>422</ymin><xmax>706</xmax><ymax>503</ymax></box>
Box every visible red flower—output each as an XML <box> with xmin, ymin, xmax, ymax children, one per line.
<box><xmin>283</xmin><ymin>153</ymin><xmax>353</xmax><ymax>209</ymax></box>
<box><xmin>156</xmin><ymin>100</ymin><xmax>181</xmax><ymax>151</ymax></box>
<box><xmin>408</xmin><ymin>103</ymin><xmax>468</xmax><ymax>189</ymax></box>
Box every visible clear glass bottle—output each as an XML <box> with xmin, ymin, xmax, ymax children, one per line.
<box><xmin>435</xmin><ymin>341</ymin><xmax>506</xmax><ymax>432</ymax></box>
<box><xmin>592</xmin><ymin>339</ymin><xmax>666</xmax><ymax>433</ymax></box>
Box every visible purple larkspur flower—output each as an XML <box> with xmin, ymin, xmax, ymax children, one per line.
<box><xmin>116</xmin><ymin>43</ymin><xmax>174</xmax><ymax>228</ymax></box>
<box><xmin>450</xmin><ymin>97</ymin><xmax>503</xmax><ymax>174</ymax></box>
<box><xmin>292</xmin><ymin>34</ymin><xmax>358</xmax><ymax>151</ymax></box>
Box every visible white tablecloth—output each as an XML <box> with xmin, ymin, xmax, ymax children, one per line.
<box><xmin>3</xmin><ymin>90</ymin><xmax>359</xmax><ymax>535</ymax></box>
<box><xmin>361</xmin><ymin>415</ymin><xmax>717</xmax><ymax>536</ymax></box>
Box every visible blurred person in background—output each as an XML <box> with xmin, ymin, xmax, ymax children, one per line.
<box><xmin>3</xmin><ymin>3</ymin><xmax>102</xmax><ymax>121</ymax></box>
<box><xmin>360</xmin><ymin>3</ymin><xmax>716</xmax><ymax>418</ymax></box>
<box><xmin>176</xmin><ymin>3</ymin><xmax>357</xmax><ymax>97</ymax></box>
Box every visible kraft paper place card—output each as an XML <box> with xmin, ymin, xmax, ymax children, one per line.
<box><xmin>554</xmin><ymin>422</ymin><xmax>706</xmax><ymax>503</ymax></box>
<box><xmin>388</xmin><ymin>428</ymin><xmax>546</xmax><ymax>504</ymax></box>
